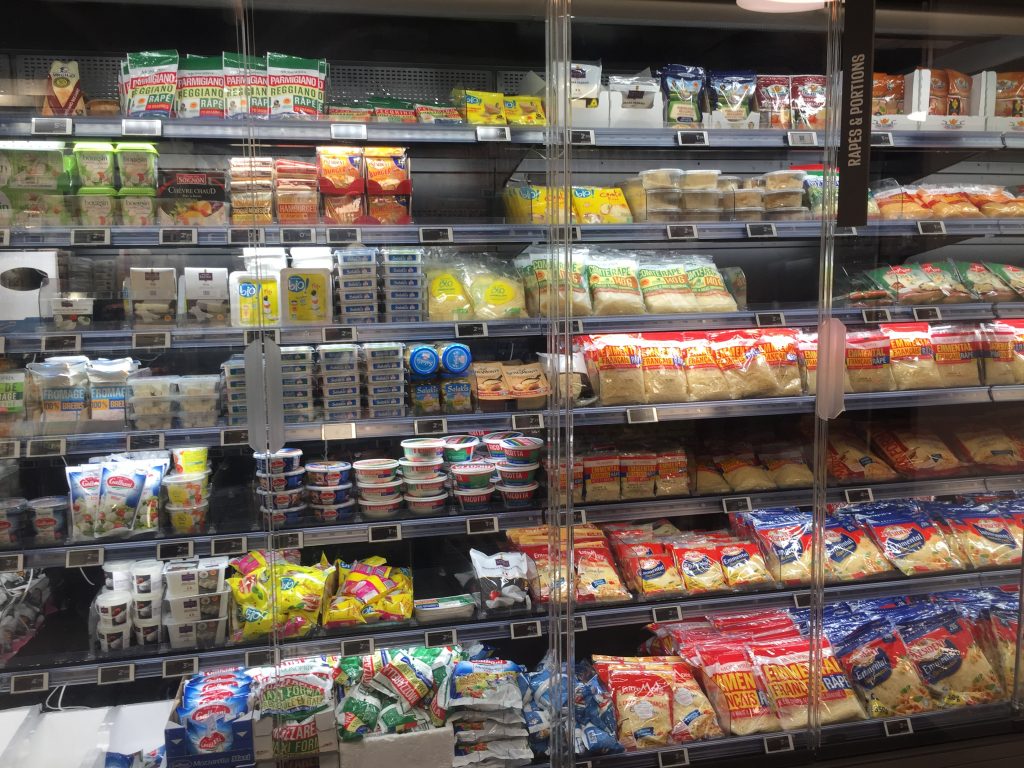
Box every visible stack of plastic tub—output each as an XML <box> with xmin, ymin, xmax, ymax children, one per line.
<box><xmin>317</xmin><ymin>343</ymin><xmax>360</xmax><ymax>421</ymax></box>
<box><xmin>335</xmin><ymin>247</ymin><xmax>379</xmax><ymax>324</ymax></box>
<box><xmin>361</xmin><ymin>342</ymin><xmax>406</xmax><ymax>418</ymax></box>
<box><xmin>221</xmin><ymin>355</ymin><xmax>248</xmax><ymax>426</ymax></box>
<box><xmin>280</xmin><ymin>346</ymin><xmax>316</xmax><ymax>424</ymax></box>
<box><xmin>378</xmin><ymin>248</ymin><xmax>425</xmax><ymax>323</ymax></box>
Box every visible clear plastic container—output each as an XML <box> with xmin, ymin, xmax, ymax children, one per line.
<box><xmin>638</xmin><ymin>168</ymin><xmax>683</xmax><ymax>189</ymax></box>
<box><xmin>177</xmin><ymin>395</ymin><xmax>220</xmax><ymax>414</ymax></box>
<box><xmin>717</xmin><ymin>175</ymin><xmax>741</xmax><ymax>191</ymax></box>
<box><xmin>646</xmin><ymin>209</ymin><xmax>683</xmax><ymax>223</ymax></box>
<box><xmin>129</xmin><ymin>396</ymin><xmax>178</xmax><ymax>416</ymax></box>
<box><xmin>731</xmin><ymin>188</ymin><xmax>765</xmax><ymax>208</ymax></box>
<box><xmin>405</xmin><ymin>492</ymin><xmax>448</xmax><ymax>515</ymax></box>
<box><xmin>679</xmin><ymin>209</ymin><xmax>722</xmax><ymax>222</ymax></box>
<box><xmin>766</xmin><ymin>206</ymin><xmax>811</xmax><ymax>221</ymax></box>
<box><xmin>132</xmin><ymin>414</ymin><xmax>175</xmax><ymax>430</ymax></box>
<box><xmin>166</xmin><ymin>501</ymin><xmax>209</xmax><ymax>535</ymax></box>
<box><xmin>763</xmin><ymin>169</ymin><xmax>807</xmax><ymax>191</ymax></box>
<box><xmin>176</xmin><ymin>375</ymin><xmax>221</xmax><ymax>396</ymax></box>
<box><xmin>764</xmin><ymin>189</ymin><xmax>804</xmax><ymax>210</ymax></box>
<box><xmin>163</xmin><ymin>471</ymin><xmax>210</xmax><ymax>505</ymax></box>
<box><xmin>732</xmin><ymin>207</ymin><xmax>765</xmax><ymax>221</ymax></box>
<box><xmin>280</xmin><ymin>345</ymin><xmax>315</xmax><ymax>362</ymax></box>
<box><xmin>741</xmin><ymin>176</ymin><xmax>765</xmax><ymax>189</ymax></box>
<box><xmin>646</xmin><ymin>189</ymin><xmax>683</xmax><ymax>208</ymax></box>
<box><xmin>126</xmin><ymin>376</ymin><xmax>178</xmax><ymax>397</ymax></box>
<box><xmin>679</xmin><ymin>169</ymin><xmax>721</xmax><ymax>189</ymax></box>
<box><xmin>358</xmin><ymin>497</ymin><xmax>402</xmax><ymax>519</ymax></box>
<box><xmin>681</xmin><ymin>189</ymin><xmax>723</xmax><ymax>210</ymax></box>
<box><xmin>318</xmin><ymin>343</ymin><xmax>359</xmax><ymax>363</ymax></box>
<box><xmin>362</xmin><ymin>341</ymin><xmax>405</xmax><ymax>359</ymax></box>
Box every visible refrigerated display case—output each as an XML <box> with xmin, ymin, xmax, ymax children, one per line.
<box><xmin>0</xmin><ymin>0</ymin><xmax>1022</xmax><ymax>767</ymax></box>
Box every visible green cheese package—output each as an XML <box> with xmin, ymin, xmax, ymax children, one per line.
<box><xmin>658</xmin><ymin>64</ymin><xmax>707</xmax><ymax>124</ymax></box>
<box><xmin>983</xmin><ymin>262</ymin><xmax>1024</xmax><ymax>299</ymax></box>
<box><xmin>267</xmin><ymin>52</ymin><xmax>327</xmax><ymax>118</ymax></box>
<box><xmin>955</xmin><ymin>262</ymin><xmax>1018</xmax><ymax>302</ymax></box>
<box><xmin>124</xmin><ymin>50</ymin><xmax>179</xmax><ymax>118</ymax></box>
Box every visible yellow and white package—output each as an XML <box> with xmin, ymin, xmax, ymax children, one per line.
<box><xmin>229</xmin><ymin>270</ymin><xmax>280</xmax><ymax>327</ymax></box>
<box><xmin>714</xmin><ymin>452</ymin><xmax>777</xmax><ymax>492</ymax></box>
<box><xmin>460</xmin><ymin>257</ymin><xmax>527</xmax><ymax>320</ymax></box>
<box><xmin>426</xmin><ymin>256</ymin><xmax>473</xmax><ymax>321</ymax></box>
<box><xmin>682</xmin><ymin>255</ymin><xmax>738</xmax><ymax>313</ymax></box>
<box><xmin>571</xmin><ymin>187</ymin><xmax>633</xmax><ymax>224</ymax></box>
<box><xmin>532</xmin><ymin>247</ymin><xmax>591</xmax><ymax>317</ymax></box>
<box><xmin>280</xmin><ymin>267</ymin><xmax>332</xmax><ymax>325</ymax></box>
<box><xmin>503</xmin><ymin>184</ymin><xmax>571</xmax><ymax>225</ymax></box>
<box><xmin>637</xmin><ymin>258</ymin><xmax>700</xmax><ymax>314</ymax></box>
<box><xmin>503</xmin><ymin>95</ymin><xmax>546</xmax><ymax>125</ymax></box>
<box><xmin>586</xmin><ymin>252</ymin><xmax>645</xmax><ymax>315</ymax></box>
<box><xmin>454</xmin><ymin>89</ymin><xmax>507</xmax><ymax>125</ymax></box>
<box><xmin>610</xmin><ymin>670</ymin><xmax>673</xmax><ymax>749</ymax></box>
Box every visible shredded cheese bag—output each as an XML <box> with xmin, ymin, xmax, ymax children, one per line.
<box><xmin>752</xmin><ymin>513</ymin><xmax>813</xmax><ymax>585</ymax></box>
<box><xmin>870</xmin><ymin>427</ymin><xmax>964</xmax><ymax>478</ymax></box>
<box><xmin>638</xmin><ymin>259</ymin><xmax>700</xmax><ymax>314</ymax></box>
<box><xmin>797</xmin><ymin>332</ymin><xmax>817</xmax><ymax>394</ymax></box>
<box><xmin>918</xmin><ymin>261</ymin><xmax>975</xmax><ymax>303</ymax></box>
<box><xmin>682</xmin><ymin>256</ymin><xmax>738</xmax><ymax>313</ymax></box>
<box><xmin>610</xmin><ymin>670</ymin><xmax>673</xmax><ymax>749</ymax></box>
<box><xmin>462</xmin><ymin>258</ymin><xmax>527</xmax><ymax>320</ymax></box>
<box><xmin>694</xmin><ymin>456</ymin><xmax>731</xmax><ymax>496</ymax></box>
<box><xmin>714</xmin><ymin>452</ymin><xmax>777</xmax><ymax>492</ymax></box>
<box><xmin>827</xmin><ymin>430</ymin><xmax>898</xmax><ymax>483</ymax></box>
<box><xmin>834</xmin><ymin>621</ymin><xmax>935</xmax><ymax>717</ymax></box>
<box><xmin>426</xmin><ymin>261</ymin><xmax>473</xmax><ymax>321</ymax></box>
<box><xmin>679</xmin><ymin>332</ymin><xmax>732</xmax><ymax>402</ymax></box>
<box><xmin>657</xmin><ymin>449</ymin><xmax>690</xmax><ymax>497</ymax></box>
<box><xmin>640</xmin><ymin>340</ymin><xmax>687</xmax><ymax>404</ymax></box>
<box><xmin>587</xmin><ymin>254</ymin><xmax>646</xmax><ymax>315</ymax></box>
<box><xmin>980</xmin><ymin>321</ymin><xmax>1024</xmax><ymax>385</ymax></box>
<box><xmin>987</xmin><ymin>610</ymin><xmax>1019</xmax><ymax>691</ymax></box>
<box><xmin>621</xmin><ymin>451</ymin><xmax>659</xmax><ymax>499</ymax></box>
<box><xmin>759</xmin><ymin>329</ymin><xmax>803</xmax><ymax>396</ymax></box>
<box><xmin>697</xmin><ymin>642</ymin><xmax>780</xmax><ymax>736</ymax></box>
<box><xmin>750</xmin><ymin>637</ymin><xmax>865</xmax><ymax>729</ymax></box>
<box><xmin>845</xmin><ymin>330</ymin><xmax>897</xmax><ymax>393</ymax></box>
<box><xmin>759</xmin><ymin>445</ymin><xmax>813</xmax><ymax>489</ymax></box>
<box><xmin>533</xmin><ymin>250</ymin><xmax>592</xmax><ymax>317</ymax></box>
<box><xmin>575</xmin><ymin>545</ymin><xmax>632</xmax><ymax>603</ymax></box>
<box><xmin>710</xmin><ymin>330</ymin><xmax>778</xmax><ymax>399</ymax></box>
<box><xmin>930</xmin><ymin>323</ymin><xmax>981</xmax><ymax>387</ymax></box>
<box><xmin>949</xmin><ymin>425</ymin><xmax>1024</xmax><ymax>471</ymax></box>
<box><xmin>823</xmin><ymin>517</ymin><xmax>894</xmax><ymax>582</ymax></box>
<box><xmin>860</xmin><ymin>507</ymin><xmax>962</xmax><ymax>575</ymax></box>
<box><xmin>944</xmin><ymin>508</ymin><xmax>1021</xmax><ymax>568</ymax></box>
<box><xmin>901</xmin><ymin>613</ymin><xmax>1004</xmax><ymax>707</ymax></box>
<box><xmin>956</xmin><ymin>262</ymin><xmax>1017</xmax><ymax>302</ymax></box>
<box><xmin>867</xmin><ymin>265</ymin><xmax>946</xmax><ymax>304</ymax></box>
<box><xmin>583</xmin><ymin>452</ymin><xmax>621</xmax><ymax>503</ymax></box>
<box><xmin>882</xmin><ymin>322</ymin><xmax>943</xmax><ymax>390</ymax></box>
<box><xmin>587</xmin><ymin>335</ymin><xmax>645</xmax><ymax>406</ymax></box>
<box><xmin>675</xmin><ymin>546</ymin><xmax>729</xmax><ymax>593</ymax></box>
<box><xmin>715</xmin><ymin>543</ymin><xmax>775</xmax><ymax>588</ymax></box>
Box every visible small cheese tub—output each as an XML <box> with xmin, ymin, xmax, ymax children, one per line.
<box><xmin>352</xmin><ymin>458</ymin><xmax>399</xmax><ymax>484</ymax></box>
<box><xmin>126</xmin><ymin>376</ymin><xmax>178</xmax><ymax>397</ymax></box>
<box><xmin>496</xmin><ymin>481</ymin><xmax>539</xmax><ymax>509</ymax></box>
<box><xmin>405</xmin><ymin>492</ymin><xmax>448</xmax><ymax>516</ymax></box>
<box><xmin>262</xmin><ymin>505</ymin><xmax>309</xmax><ymax>528</ymax></box>
<box><xmin>358</xmin><ymin>497</ymin><xmax>402</xmax><ymax>519</ymax></box>
<box><xmin>454</xmin><ymin>486</ymin><xmax>494</xmax><ymax>513</ymax></box>
<box><xmin>450</xmin><ymin>462</ymin><xmax>495</xmax><ymax>491</ymax></box>
<box><xmin>498</xmin><ymin>436</ymin><xmax>544</xmax><ymax>465</ymax></box>
<box><xmin>398</xmin><ymin>457</ymin><xmax>443</xmax><ymax>479</ymax></box>
<box><xmin>256</xmin><ymin>468</ymin><xmax>305</xmax><ymax>492</ymax></box>
<box><xmin>400</xmin><ymin>438</ymin><xmax>445</xmax><ymax>461</ymax></box>
<box><xmin>482</xmin><ymin>431</ymin><xmax>523</xmax><ymax>459</ymax></box>
<box><xmin>134</xmin><ymin>617</ymin><xmax>161</xmax><ymax>646</ymax></box>
<box><xmin>163</xmin><ymin>471</ymin><xmax>210</xmax><ymax>505</ymax></box>
<box><xmin>357</xmin><ymin>479</ymin><xmax>404</xmax><ymax>501</ymax></box>
<box><xmin>132</xmin><ymin>591</ymin><xmax>161</xmax><ymax>621</ymax></box>
<box><xmin>95</xmin><ymin>589</ymin><xmax>132</xmax><ymax>627</ymax></box>
<box><xmin>166</xmin><ymin>501</ymin><xmax>209</xmax><ymax>535</ymax></box>
<box><xmin>496</xmin><ymin>462</ymin><xmax>539</xmax><ymax>486</ymax></box>
<box><xmin>312</xmin><ymin>499</ymin><xmax>356</xmax><ymax>524</ymax></box>
<box><xmin>164</xmin><ymin>616</ymin><xmax>227</xmax><ymax>650</ymax></box>
<box><xmin>306</xmin><ymin>484</ymin><xmax>352</xmax><ymax>505</ymax></box>
<box><xmin>171</xmin><ymin>447</ymin><xmax>208</xmax><ymax>475</ymax></box>
<box><xmin>317</xmin><ymin>343</ymin><xmax>359</xmax><ymax>363</ymax></box>
<box><xmin>256</xmin><ymin>487</ymin><xmax>305</xmax><ymax>510</ymax></box>
<box><xmin>97</xmin><ymin>623</ymin><xmax>132</xmax><ymax>653</ymax></box>
<box><xmin>403</xmin><ymin>474</ymin><xmax>448</xmax><ymax>498</ymax></box>
<box><xmin>164</xmin><ymin>557</ymin><xmax>226</xmax><ymax>598</ymax></box>
<box><xmin>305</xmin><ymin>461</ymin><xmax>352</xmax><ymax>487</ymax></box>
<box><xmin>131</xmin><ymin>559</ymin><xmax>164</xmax><ymax>595</ymax></box>
<box><xmin>166</xmin><ymin>589</ymin><xmax>231</xmax><ymax>622</ymax></box>
<box><xmin>442</xmin><ymin>435</ymin><xmax>480</xmax><ymax>463</ymax></box>
<box><xmin>103</xmin><ymin>561</ymin><xmax>133</xmax><ymax>592</ymax></box>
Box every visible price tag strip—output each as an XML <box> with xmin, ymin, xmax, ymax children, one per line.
<box><xmin>844</xmin><ymin>487</ymin><xmax>874</xmax><ymax>503</ymax></box>
<box><xmin>331</xmin><ymin>124</ymin><xmax>368</xmax><ymax>141</ymax></box>
<box><xmin>787</xmin><ymin>131</ymin><xmax>818</xmax><ymax>147</ymax></box>
<box><xmin>131</xmin><ymin>332</ymin><xmax>171</xmax><ymax>350</ymax></box>
<box><xmin>98</xmin><ymin>664</ymin><xmax>136</xmax><ymax>685</ymax></box>
<box><xmin>884</xmin><ymin>717</ymin><xmax>914</xmax><ymax>737</ymax></box>
<box><xmin>466</xmin><ymin>516</ymin><xmax>499</xmax><ymax>535</ymax></box>
<box><xmin>476</xmin><ymin>126</ymin><xmax>511</xmax><ymax>142</ymax></box>
<box><xmin>455</xmin><ymin>322</ymin><xmax>488</xmax><ymax>339</ymax></box>
<box><xmin>419</xmin><ymin>227</ymin><xmax>454</xmax><ymax>245</ymax></box>
<box><xmin>512</xmin><ymin>413</ymin><xmax>544</xmax><ymax>431</ymax></box>
<box><xmin>10</xmin><ymin>672</ymin><xmax>48</xmax><ymax>694</ymax></box>
<box><xmin>676</xmin><ymin>130</ymin><xmax>709</xmax><ymax>147</ymax></box>
<box><xmin>722</xmin><ymin>496</ymin><xmax>753</xmax><ymax>513</ymax></box>
<box><xmin>210</xmin><ymin>536</ymin><xmax>248</xmax><ymax>557</ymax></box>
<box><xmin>510</xmin><ymin>620</ymin><xmax>542</xmax><ymax>639</ymax></box>
<box><xmin>322</xmin><ymin>326</ymin><xmax>356</xmax><ymax>342</ymax></box>
<box><xmin>162</xmin><ymin>658</ymin><xmax>200</xmax><ymax>678</ymax></box>
<box><xmin>159</xmin><ymin>228</ymin><xmax>198</xmax><ymax>245</ymax></box>
<box><xmin>66</xmin><ymin>548</ymin><xmax>104</xmax><ymax>568</ymax></box>
<box><xmin>657</xmin><ymin>747</ymin><xmax>690</xmax><ymax>768</ymax></box>
<box><xmin>425</xmin><ymin>629</ymin><xmax>457</xmax><ymax>647</ymax></box>
<box><xmin>368</xmin><ymin>524</ymin><xmax>402</xmax><ymax>543</ymax></box>
<box><xmin>652</xmin><ymin>605</ymin><xmax>682</xmax><ymax>623</ymax></box>
<box><xmin>666</xmin><ymin>224</ymin><xmax>698</xmax><ymax>240</ymax></box>
<box><xmin>157</xmin><ymin>541</ymin><xmax>195</xmax><ymax>560</ymax></box>
<box><xmin>342</xmin><ymin>637</ymin><xmax>375</xmax><ymax>656</ymax></box>
<box><xmin>326</xmin><ymin>228</ymin><xmax>362</xmax><ymax>245</ymax></box>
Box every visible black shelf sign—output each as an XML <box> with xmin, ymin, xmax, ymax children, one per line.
<box><xmin>835</xmin><ymin>226</ymin><xmax>859</xmax><ymax>237</ymax></box>
<box><xmin>512</xmin><ymin>413</ymin><xmax>544</xmax><ymax>431</ymax></box>
<box><xmin>652</xmin><ymin>605</ymin><xmax>682</xmax><ymax>623</ymax></box>
<box><xmin>31</xmin><ymin>117</ymin><xmax>72</xmax><ymax>135</ymax></box>
<box><xmin>0</xmin><ymin>229</ymin><xmax>9</xmax><ymax>247</ymax></box>
<box><xmin>342</xmin><ymin>638</ymin><xmax>374</xmax><ymax>656</ymax></box>
<box><xmin>676</xmin><ymin>130</ymin><xmax>709</xmax><ymax>147</ymax></box>
<box><xmin>72</xmin><ymin>228</ymin><xmax>111</xmax><ymax>246</ymax></box>
<box><xmin>157</xmin><ymin>541</ymin><xmax>194</xmax><ymax>560</ymax></box>
<box><xmin>98</xmin><ymin>664</ymin><xmax>135</xmax><ymax>685</ymax></box>
<box><xmin>466</xmin><ymin>516</ymin><xmax>498</xmax><ymax>535</ymax></box>
<box><xmin>570</xmin><ymin>129</ymin><xmax>596</xmax><ymax>146</ymax></box>
<box><xmin>26</xmin><ymin>438</ymin><xmax>65</xmax><ymax>458</ymax></box>
<box><xmin>281</xmin><ymin>227</ymin><xmax>316</xmax><ymax>244</ymax></box>
<box><xmin>560</xmin><ymin>615</ymin><xmax>588</xmax><ymax>634</ymax></box>
<box><xmin>0</xmin><ymin>553</ymin><xmax>24</xmax><ymax>573</ymax></box>
<box><xmin>425</xmin><ymin>629</ymin><xmax>457</xmax><ymax>647</ymax></box>
<box><xmin>476</xmin><ymin>126</ymin><xmax>511</xmax><ymax>142</ymax></box>
<box><xmin>271</xmin><ymin>531</ymin><xmax>303</xmax><ymax>550</ymax></box>
<box><xmin>862</xmin><ymin>308</ymin><xmax>892</xmax><ymax>323</ymax></box>
<box><xmin>510</xmin><ymin>620</ymin><xmax>542</xmax><ymax>639</ymax></box>
<box><xmin>746</xmin><ymin>223</ymin><xmax>777</xmax><ymax>239</ymax></box>
<box><xmin>626</xmin><ymin>407</ymin><xmax>658</xmax><ymax>424</ymax></box>
<box><xmin>368</xmin><ymin>524</ymin><xmax>402</xmax><ymax>543</ymax></box>
<box><xmin>65</xmin><ymin>548</ymin><xmax>103</xmax><ymax>568</ymax></box>
<box><xmin>666</xmin><ymin>224</ymin><xmax>697</xmax><ymax>240</ymax></box>
<box><xmin>884</xmin><ymin>718</ymin><xmax>914</xmax><ymax>737</ymax></box>
<box><xmin>414</xmin><ymin>418</ymin><xmax>447</xmax><ymax>436</ymax></box>
<box><xmin>162</xmin><ymin>658</ymin><xmax>200</xmax><ymax>678</ymax></box>
<box><xmin>836</xmin><ymin>0</ymin><xmax>876</xmax><ymax>226</ymax></box>
<box><xmin>793</xmin><ymin>592</ymin><xmax>812</xmax><ymax>609</ymax></box>
<box><xmin>326</xmin><ymin>228</ymin><xmax>361</xmax><ymax>245</ymax></box>
<box><xmin>159</xmin><ymin>228</ymin><xmax>197</xmax><ymax>245</ymax></box>
<box><xmin>419</xmin><ymin>227</ymin><xmax>454</xmax><ymax>244</ymax></box>
<box><xmin>722</xmin><ymin>496</ymin><xmax>753</xmax><ymax>513</ymax></box>
<box><xmin>244</xmin><ymin>328</ymin><xmax>280</xmax><ymax>345</ymax></box>
<box><xmin>0</xmin><ymin>441</ymin><xmax>19</xmax><ymax>460</ymax></box>
<box><xmin>764</xmin><ymin>734</ymin><xmax>795</xmax><ymax>754</ymax></box>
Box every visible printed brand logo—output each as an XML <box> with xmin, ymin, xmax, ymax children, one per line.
<box><xmin>825</xmin><ymin>530</ymin><xmax>857</xmax><ymax>562</ymax></box>
<box><xmin>288</xmin><ymin>276</ymin><xmax>308</xmax><ymax>292</ymax></box>
<box><xmin>80</xmin><ymin>476</ymin><xmax>100</xmax><ymax>489</ymax></box>
<box><xmin>850</xmin><ymin>647</ymin><xmax>893</xmax><ymax>689</ymax></box>
<box><xmin>882</xmin><ymin>525</ymin><xmax>926</xmax><ymax>554</ymax></box>
<box><xmin>719</xmin><ymin>546</ymin><xmax>749</xmax><ymax>568</ymax></box>
<box><xmin>238</xmin><ymin>282</ymin><xmax>257</xmax><ymax>297</ymax></box>
<box><xmin>107</xmin><ymin>475</ymin><xmax>136</xmax><ymax>489</ymax></box>
<box><xmin>972</xmin><ymin>520</ymin><xmax>1017</xmax><ymax>549</ymax></box>
<box><xmin>911</xmin><ymin>638</ymin><xmax>962</xmax><ymax>683</ymax></box>
<box><xmin>682</xmin><ymin>551</ymin><xmax>713</xmax><ymax>575</ymax></box>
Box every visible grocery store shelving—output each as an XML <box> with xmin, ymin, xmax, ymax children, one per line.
<box><xmin>1</xmin><ymin>566</ymin><xmax>1015</xmax><ymax>693</ymax></box>
<box><xmin>13</xmin><ymin>506</ymin><xmax>545</xmax><ymax>569</ymax></box>
<box><xmin>4</xmin><ymin>217</ymin><xmax>1024</xmax><ymax>250</ymax></box>
<box><xmin>0</xmin><ymin>116</ymin><xmax>1015</xmax><ymax>151</ymax></box>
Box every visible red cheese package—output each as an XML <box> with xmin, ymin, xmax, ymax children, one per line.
<box><xmin>791</xmin><ymin>75</ymin><xmax>827</xmax><ymax>130</ymax></box>
<box><xmin>756</xmin><ymin>75</ymin><xmax>791</xmax><ymax>129</ymax></box>
<box><xmin>696</xmin><ymin>640</ymin><xmax>780</xmax><ymax>736</ymax></box>
<box><xmin>574</xmin><ymin>544</ymin><xmax>632</xmax><ymax>603</ymax></box>
<box><xmin>749</xmin><ymin>636</ymin><xmax>865</xmax><ymax>729</ymax></box>
<box><xmin>870</xmin><ymin>427</ymin><xmax>965</xmax><ymax>478</ymax></box>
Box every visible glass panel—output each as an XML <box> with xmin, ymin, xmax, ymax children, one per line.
<box><xmin>556</xmin><ymin>1</ymin><xmax>830</xmax><ymax>765</ymax></box>
<box><xmin>813</xmin><ymin>0</ymin><xmax>1024</xmax><ymax>759</ymax></box>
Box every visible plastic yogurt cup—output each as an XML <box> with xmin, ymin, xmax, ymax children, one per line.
<box><xmin>256</xmin><ymin>468</ymin><xmax>305</xmax><ymax>492</ymax></box>
<box><xmin>398</xmin><ymin>457</ymin><xmax>444</xmax><ymax>478</ymax></box>
<box><xmin>496</xmin><ymin>482</ymin><xmax>539</xmax><ymax>508</ymax></box>
<box><xmin>454</xmin><ymin>486</ymin><xmax>494</xmax><ymax>513</ymax></box>
<box><xmin>306</xmin><ymin>484</ymin><xmax>352</xmax><ymax>505</ymax></box>
<box><xmin>404</xmin><ymin>493</ymin><xmax>448</xmax><ymax>515</ymax></box>
<box><xmin>498</xmin><ymin>436</ymin><xmax>544</xmax><ymax>464</ymax></box>
<box><xmin>163</xmin><ymin>471</ymin><xmax>210</xmax><ymax>505</ymax></box>
<box><xmin>442</xmin><ymin>435</ymin><xmax>480</xmax><ymax>463</ymax></box>
<box><xmin>400</xmin><ymin>438</ymin><xmax>445</xmax><ymax>461</ymax></box>
<box><xmin>482</xmin><ymin>432</ymin><xmax>522</xmax><ymax>459</ymax></box>
<box><xmin>496</xmin><ymin>462</ymin><xmax>539</xmax><ymax>486</ymax></box>
<box><xmin>253</xmin><ymin>447</ymin><xmax>303</xmax><ymax>473</ymax></box>
<box><xmin>305</xmin><ymin>461</ymin><xmax>351</xmax><ymax>486</ymax></box>
<box><xmin>450</xmin><ymin>462</ymin><xmax>495</xmax><ymax>490</ymax></box>
<box><xmin>312</xmin><ymin>499</ymin><xmax>356</xmax><ymax>523</ymax></box>
<box><xmin>352</xmin><ymin>459</ymin><xmax>400</xmax><ymax>484</ymax></box>
<box><xmin>256</xmin><ymin>487</ymin><xmax>305</xmax><ymax>510</ymax></box>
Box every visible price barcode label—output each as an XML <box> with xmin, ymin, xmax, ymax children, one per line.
<box><xmin>787</xmin><ymin>131</ymin><xmax>818</xmax><ymax>147</ymax></box>
<box><xmin>65</xmin><ymin>548</ymin><xmax>103</xmax><ymax>568</ymax></box>
<box><xmin>10</xmin><ymin>672</ymin><xmax>48</xmax><ymax>694</ymax></box>
<box><xmin>31</xmin><ymin>117</ymin><xmax>72</xmax><ymax>135</ymax></box>
<box><xmin>210</xmin><ymin>537</ymin><xmax>247</xmax><ymax>557</ymax></box>
<box><xmin>122</xmin><ymin>119</ymin><xmax>162</xmax><ymax>136</ymax></box>
<box><xmin>658</xmin><ymin>748</ymin><xmax>690</xmax><ymax>768</ymax></box>
<box><xmin>510</xmin><ymin>620</ymin><xmax>542</xmax><ymax>639</ymax></box>
<box><xmin>341</xmin><ymin>638</ymin><xmax>374</xmax><ymax>656</ymax></box>
<box><xmin>722</xmin><ymin>496</ymin><xmax>753</xmax><ymax>513</ymax></box>
<box><xmin>98</xmin><ymin>664</ymin><xmax>135</xmax><ymax>685</ymax></box>
<box><xmin>666</xmin><ymin>224</ymin><xmax>697</xmax><ymax>240</ymax></box>
<box><xmin>326</xmin><ymin>227</ymin><xmax>362</xmax><ymax>245</ymax></box>
<box><xmin>476</xmin><ymin>126</ymin><xmax>511</xmax><ymax>142</ymax></box>
<box><xmin>331</xmin><ymin>123</ymin><xmax>368</xmax><ymax>141</ymax></box>
<box><xmin>425</xmin><ymin>629</ymin><xmax>457</xmax><ymax>647</ymax></box>
<box><xmin>917</xmin><ymin>220</ymin><xmax>947</xmax><ymax>236</ymax></box>
<box><xmin>162</xmin><ymin>658</ymin><xmax>200</xmax><ymax>678</ymax></box>
<box><xmin>746</xmin><ymin>223</ymin><xmax>778</xmax><ymax>238</ymax></box>
<box><xmin>159</xmin><ymin>228</ymin><xmax>197</xmax><ymax>245</ymax></box>
<box><xmin>419</xmin><ymin>227</ymin><xmax>454</xmax><ymax>244</ymax></box>
<box><xmin>466</xmin><ymin>516</ymin><xmax>498</xmax><ymax>535</ymax></box>
<box><xmin>676</xmin><ymin>130</ymin><xmax>709</xmax><ymax>147</ymax></box>
<box><xmin>844</xmin><ymin>487</ymin><xmax>874</xmax><ymax>503</ymax></box>
<box><xmin>368</xmin><ymin>524</ymin><xmax>402</xmax><ymax>543</ymax></box>
<box><xmin>570</xmin><ymin>129</ymin><xmax>596</xmax><ymax>146</ymax></box>
<box><xmin>131</xmin><ymin>332</ymin><xmax>170</xmax><ymax>350</ymax></box>
<box><xmin>157</xmin><ymin>541</ymin><xmax>194</xmax><ymax>560</ymax></box>
<box><xmin>281</xmin><ymin>227</ymin><xmax>316</xmax><ymax>244</ymax></box>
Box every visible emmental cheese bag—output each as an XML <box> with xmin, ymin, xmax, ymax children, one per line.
<box><xmin>697</xmin><ymin>641</ymin><xmax>780</xmax><ymax>736</ymax></box>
